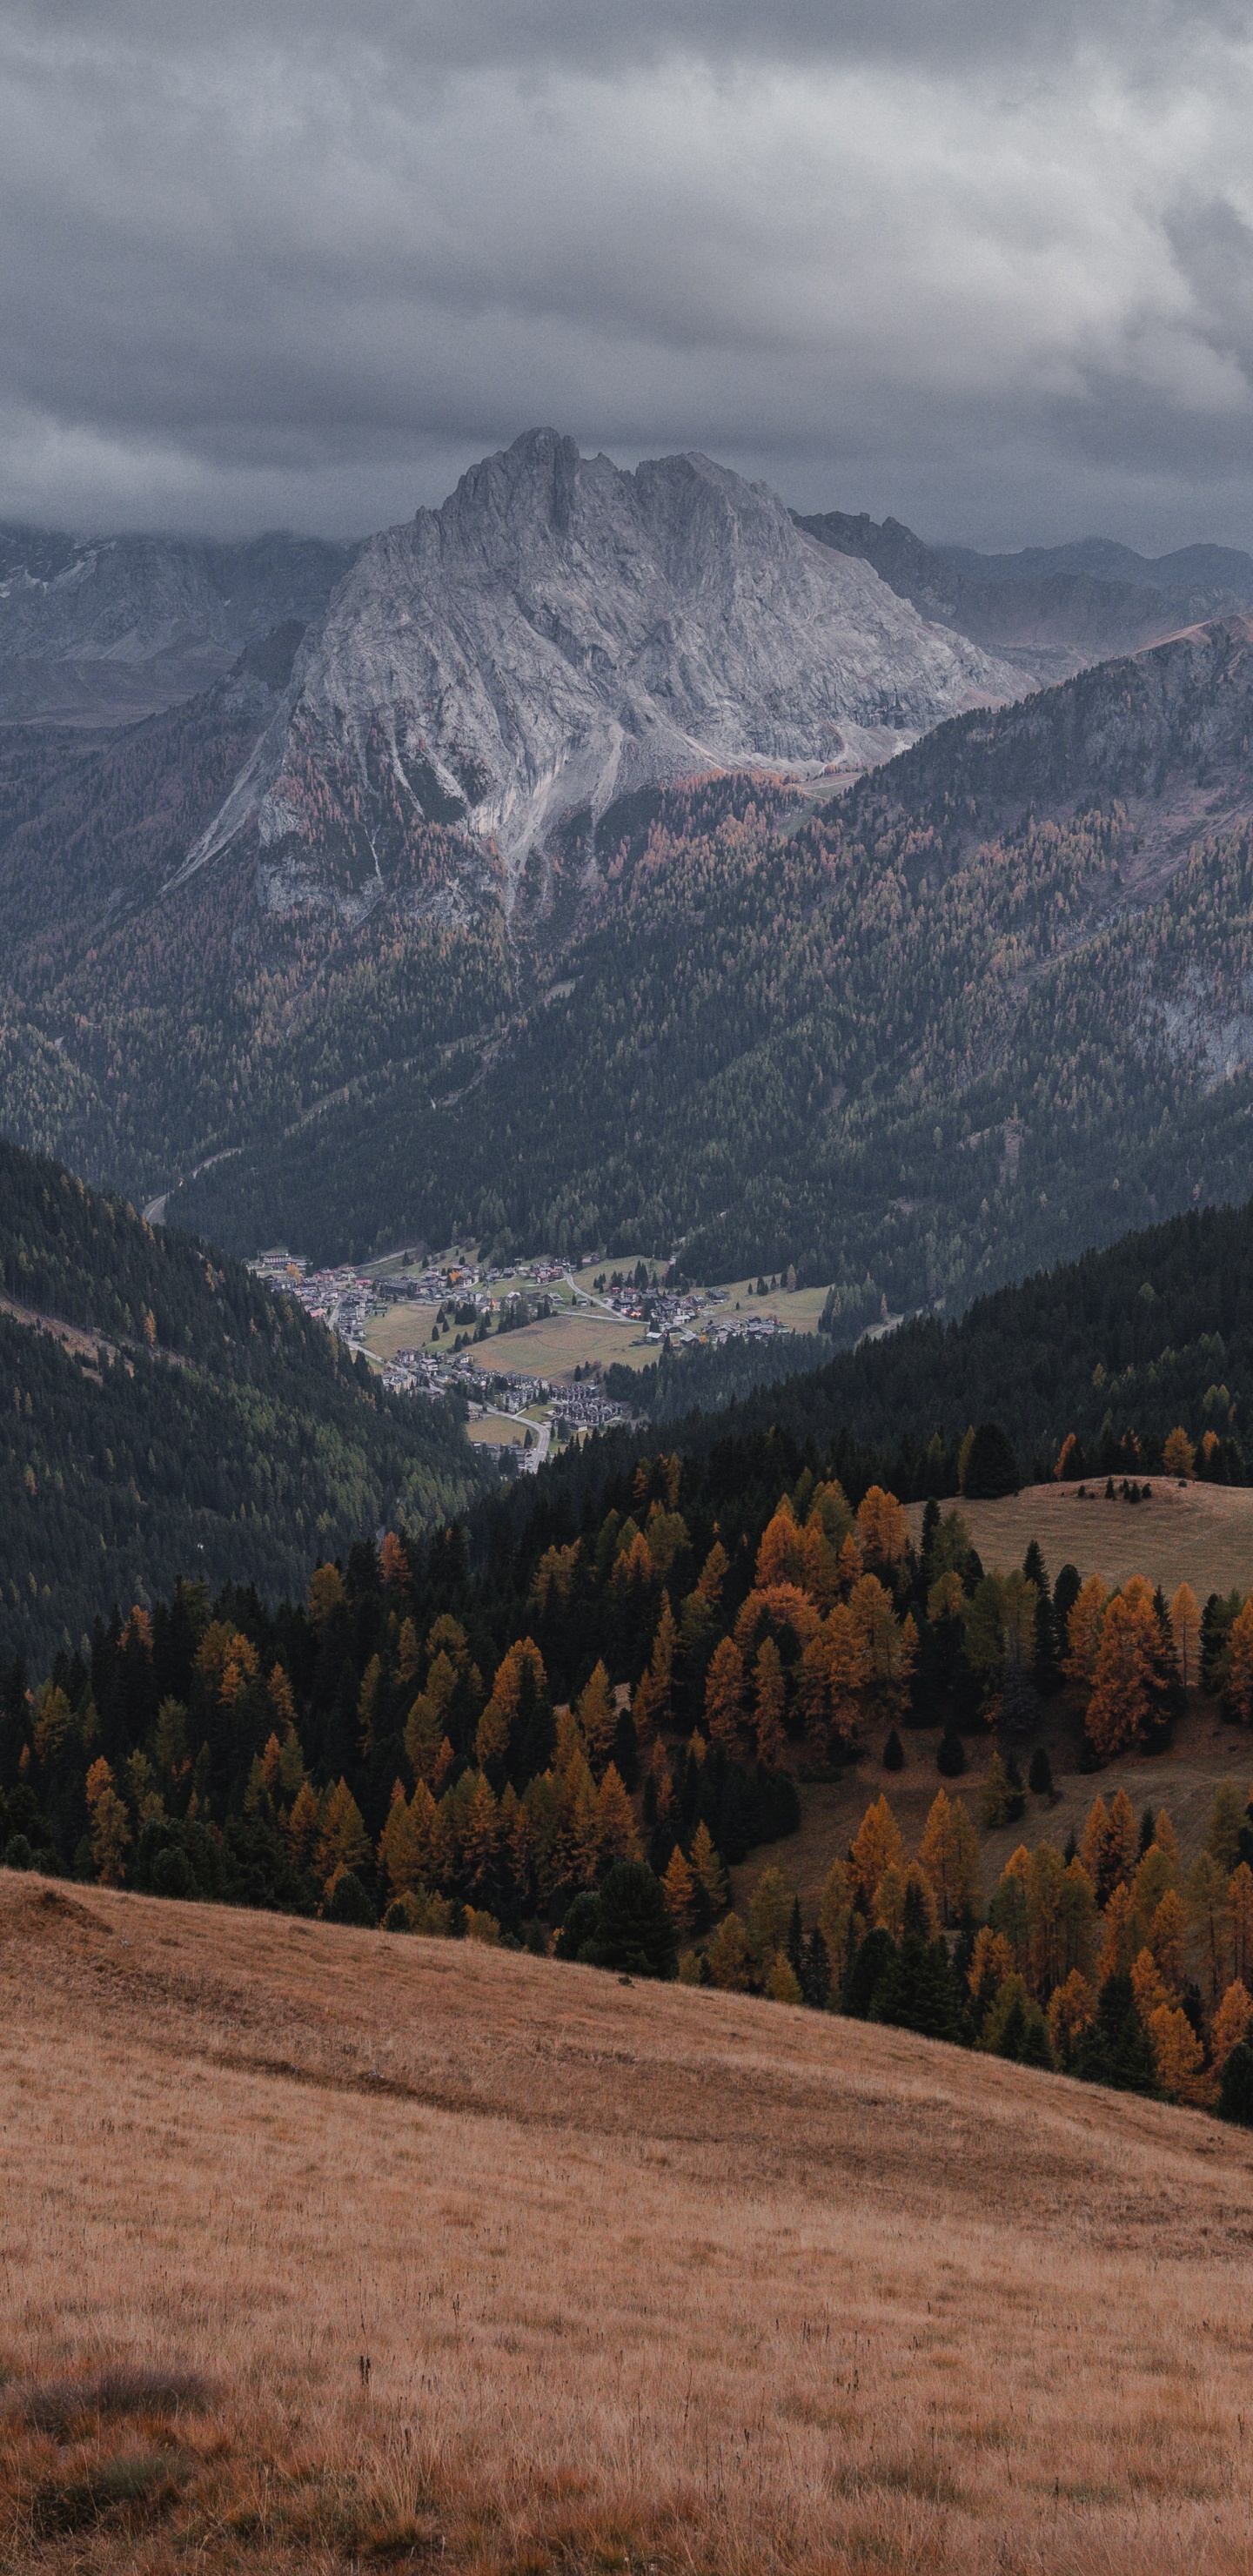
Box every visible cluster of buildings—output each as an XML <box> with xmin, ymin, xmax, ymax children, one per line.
<box><xmin>249</xmin><ymin>1240</ymin><xmax>795</xmax><ymax>1470</ymax></box>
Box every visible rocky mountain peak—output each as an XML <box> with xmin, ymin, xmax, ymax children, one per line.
<box><xmin>183</xmin><ymin>431</ymin><xmax>1022</xmax><ymax>914</ymax></box>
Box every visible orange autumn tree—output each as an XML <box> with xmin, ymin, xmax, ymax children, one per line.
<box><xmin>1084</xmin><ymin>1584</ymin><xmax>1160</xmax><ymax>1758</ymax></box>
<box><xmin>848</xmin><ymin>1795</ymin><xmax>905</xmax><ymax>1912</ymax></box>
<box><xmin>1064</xmin><ymin>1576</ymin><xmax>1109</xmax><ymax>1694</ymax></box>
<box><xmin>1169</xmin><ymin>1583</ymin><xmax>1201</xmax><ymax>1694</ymax></box>
<box><xmin>704</xmin><ymin>1635</ymin><xmax>746</xmax><ymax>1751</ymax></box>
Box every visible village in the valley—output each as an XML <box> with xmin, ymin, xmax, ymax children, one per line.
<box><xmin>247</xmin><ymin>1242</ymin><xmax>827</xmax><ymax>1470</ymax></box>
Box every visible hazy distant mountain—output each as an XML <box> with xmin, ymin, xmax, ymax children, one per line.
<box><xmin>180</xmin><ymin>429</ymin><xmax>1020</xmax><ymax>911</ymax></box>
<box><xmin>0</xmin><ymin>527</ymin><xmax>358</xmax><ymax>724</ymax></box>
<box><xmin>794</xmin><ymin>508</ymin><xmax>1253</xmax><ymax>684</ymax></box>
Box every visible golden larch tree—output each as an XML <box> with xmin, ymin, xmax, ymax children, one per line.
<box><xmin>1162</xmin><ymin>1426</ymin><xmax>1196</xmax><ymax>1479</ymax></box>
<box><xmin>1212</xmin><ymin>1979</ymin><xmax>1253</xmax><ymax>2073</ymax></box>
<box><xmin>688</xmin><ymin>1819</ymin><xmax>728</xmax><ymax>1911</ymax></box>
<box><xmin>752</xmin><ymin>1636</ymin><xmax>787</xmax><ymax>1764</ymax></box>
<box><xmin>855</xmin><ymin>1485</ymin><xmax>910</xmax><ymax>1573</ymax></box>
<box><xmin>848</xmin><ymin>1795</ymin><xmax>905</xmax><ymax>1911</ymax></box>
<box><xmin>1084</xmin><ymin>1595</ymin><xmax>1156</xmax><ymax>1759</ymax></box>
<box><xmin>1169</xmin><ymin>1583</ymin><xmax>1201</xmax><ymax>1693</ymax></box>
<box><xmin>1148</xmin><ymin>2002</ymin><xmax>1210</xmax><ymax>2106</ymax></box>
<box><xmin>1065</xmin><ymin>1575</ymin><xmax>1109</xmax><ymax>1693</ymax></box>
<box><xmin>704</xmin><ymin>1634</ymin><xmax>746</xmax><ymax>1750</ymax></box>
<box><xmin>661</xmin><ymin>1846</ymin><xmax>698</xmax><ymax>1931</ymax></box>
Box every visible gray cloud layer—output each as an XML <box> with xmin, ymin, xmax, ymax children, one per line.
<box><xmin>2</xmin><ymin>0</ymin><xmax>1252</xmax><ymax>546</ymax></box>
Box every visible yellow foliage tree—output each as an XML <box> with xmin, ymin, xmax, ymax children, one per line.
<box><xmin>706</xmin><ymin>1911</ymin><xmax>754</xmax><ymax>1990</ymax></box>
<box><xmin>968</xmin><ymin>1925</ymin><xmax>1015</xmax><ymax>1995</ymax></box>
<box><xmin>85</xmin><ymin>1756</ymin><xmax>130</xmax><ymax>1888</ymax></box>
<box><xmin>874</xmin><ymin>1859</ymin><xmax>939</xmax><ymax>1940</ymax></box>
<box><xmin>633</xmin><ymin>1595</ymin><xmax>679</xmax><ymax>1739</ymax></box>
<box><xmin>315</xmin><ymin>1778</ymin><xmax>368</xmax><ymax>1893</ymax></box>
<box><xmin>918</xmin><ymin>1788</ymin><xmax>982</xmax><ymax>1927</ymax></box>
<box><xmin>285</xmin><ymin>1778</ymin><xmax>319</xmax><ymax>1868</ymax></box>
<box><xmin>1065</xmin><ymin>1575</ymin><xmax>1109</xmax><ymax>1692</ymax></box>
<box><xmin>688</xmin><ymin>1819</ymin><xmax>728</xmax><ymax>1912</ymax></box>
<box><xmin>478</xmin><ymin>1637</ymin><xmax>548</xmax><ymax>1770</ymax></box>
<box><xmin>1148</xmin><ymin>2002</ymin><xmax>1211</xmax><ymax>2106</ymax></box>
<box><xmin>755</xmin><ymin>1502</ymin><xmax>802</xmax><ymax>1590</ymax></box>
<box><xmin>596</xmin><ymin>1763</ymin><xmax>640</xmax><ymax>1868</ymax></box>
<box><xmin>579</xmin><ymin>1661</ymin><xmax>621</xmax><ymax>1768</ymax></box>
<box><xmin>855</xmin><ymin>1485</ymin><xmax>910</xmax><ymax>1572</ymax></box>
<box><xmin>848</xmin><ymin>1795</ymin><xmax>905</xmax><ymax>1911</ymax></box>
<box><xmin>307</xmin><ymin>1562</ymin><xmax>345</xmax><ymax>1624</ymax></box>
<box><xmin>1162</xmin><ymin>1426</ymin><xmax>1196</xmax><ymax>1479</ymax></box>
<box><xmin>1084</xmin><ymin>1592</ymin><xmax>1157</xmax><ymax>1758</ymax></box>
<box><xmin>818</xmin><ymin>1858</ymin><xmax>854</xmax><ymax>1962</ymax></box>
<box><xmin>747</xmin><ymin>1865</ymin><xmax>796</xmax><ymax>1968</ymax></box>
<box><xmin>1212</xmin><ymin>1978</ymin><xmax>1253</xmax><ymax>2074</ymax></box>
<box><xmin>1148</xmin><ymin>1887</ymin><xmax>1187</xmax><ymax>1993</ymax></box>
<box><xmin>1047</xmin><ymin>1969</ymin><xmax>1096</xmax><ymax>2060</ymax></box>
<box><xmin>660</xmin><ymin>1845</ymin><xmax>698</xmax><ymax>1931</ymax></box>
<box><xmin>1169</xmin><ymin>1583</ymin><xmax>1201</xmax><ymax>1693</ymax></box>
<box><xmin>752</xmin><ymin>1636</ymin><xmax>787</xmax><ymax>1765</ymax></box>
<box><xmin>1130</xmin><ymin>1945</ymin><xmax>1168</xmax><ymax>2026</ymax></box>
<box><xmin>1096</xmin><ymin>1882</ymin><xmax>1137</xmax><ymax>1984</ymax></box>
<box><xmin>764</xmin><ymin>1951</ymin><xmax>803</xmax><ymax>2005</ymax></box>
<box><xmin>379</xmin><ymin>1781</ymin><xmax>423</xmax><ymax>1896</ymax></box>
<box><xmin>704</xmin><ymin>1634</ymin><xmax>746</xmax><ymax>1751</ymax></box>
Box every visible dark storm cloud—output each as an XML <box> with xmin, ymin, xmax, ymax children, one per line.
<box><xmin>1</xmin><ymin>0</ymin><xmax>1251</xmax><ymax>545</ymax></box>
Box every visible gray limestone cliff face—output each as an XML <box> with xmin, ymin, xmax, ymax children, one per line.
<box><xmin>184</xmin><ymin>431</ymin><xmax>1021</xmax><ymax>906</ymax></box>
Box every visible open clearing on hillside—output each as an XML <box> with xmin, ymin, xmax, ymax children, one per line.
<box><xmin>4</xmin><ymin>1874</ymin><xmax>1253</xmax><ymax>2574</ymax></box>
<box><xmin>907</xmin><ymin>1478</ymin><xmax>1253</xmax><ymax>1602</ymax></box>
<box><xmin>731</xmin><ymin>1698</ymin><xmax>1253</xmax><ymax>1922</ymax></box>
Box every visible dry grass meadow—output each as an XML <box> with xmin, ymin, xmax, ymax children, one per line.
<box><xmin>906</xmin><ymin>1478</ymin><xmax>1253</xmax><ymax>1605</ymax></box>
<box><xmin>5</xmin><ymin>1873</ymin><xmax>1253</xmax><ymax>2573</ymax></box>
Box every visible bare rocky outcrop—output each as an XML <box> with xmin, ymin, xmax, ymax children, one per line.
<box><xmin>183</xmin><ymin>429</ymin><xmax>1020</xmax><ymax>909</ymax></box>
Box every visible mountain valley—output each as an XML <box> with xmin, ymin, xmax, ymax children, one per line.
<box><xmin>1</xmin><ymin>437</ymin><xmax>1252</xmax><ymax>1350</ymax></box>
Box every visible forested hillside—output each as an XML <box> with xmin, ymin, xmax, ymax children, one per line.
<box><xmin>0</xmin><ymin>1138</ymin><xmax>490</xmax><ymax>1667</ymax></box>
<box><xmin>623</xmin><ymin>1195</ymin><xmax>1253</xmax><ymax>1482</ymax></box>
<box><xmin>175</xmin><ymin>617</ymin><xmax>1253</xmax><ymax>1310</ymax></box>
<box><xmin>6</xmin><ymin>613</ymin><xmax>1253</xmax><ymax>1323</ymax></box>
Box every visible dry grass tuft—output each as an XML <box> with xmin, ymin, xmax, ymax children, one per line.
<box><xmin>6</xmin><ymin>1868</ymin><xmax>1253</xmax><ymax>2572</ymax></box>
<box><xmin>5</xmin><ymin>2362</ymin><xmax>211</xmax><ymax>2438</ymax></box>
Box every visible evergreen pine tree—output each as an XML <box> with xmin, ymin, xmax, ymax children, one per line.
<box><xmin>1218</xmin><ymin>2039</ymin><xmax>1253</xmax><ymax>2126</ymax></box>
<box><xmin>801</xmin><ymin>1926</ymin><xmax>831</xmax><ymax>2009</ymax></box>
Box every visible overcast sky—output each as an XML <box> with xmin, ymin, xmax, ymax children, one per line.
<box><xmin>3</xmin><ymin>0</ymin><xmax>1252</xmax><ymax>549</ymax></box>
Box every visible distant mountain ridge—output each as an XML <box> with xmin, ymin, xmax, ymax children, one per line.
<box><xmin>794</xmin><ymin>509</ymin><xmax>1253</xmax><ymax>684</ymax></box>
<box><xmin>0</xmin><ymin>526</ymin><xmax>358</xmax><ymax>725</ymax></box>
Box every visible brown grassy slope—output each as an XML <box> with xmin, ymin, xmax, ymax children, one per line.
<box><xmin>4</xmin><ymin>1874</ymin><xmax>1253</xmax><ymax>2573</ymax></box>
<box><xmin>905</xmin><ymin>1479</ymin><xmax>1253</xmax><ymax>1602</ymax></box>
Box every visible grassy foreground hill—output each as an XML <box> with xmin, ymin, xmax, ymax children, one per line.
<box><xmin>0</xmin><ymin>1135</ymin><xmax>489</xmax><ymax>1667</ymax></box>
<box><xmin>3</xmin><ymin>1868</ymin><xmax>1251</xmax><ymax>2576</ymax></box>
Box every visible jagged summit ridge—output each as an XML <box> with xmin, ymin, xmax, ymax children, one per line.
<box><xmin>184</xmin><ymin>430</ymin><xmax>1019</xmax><ymax>905</ymax></box>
